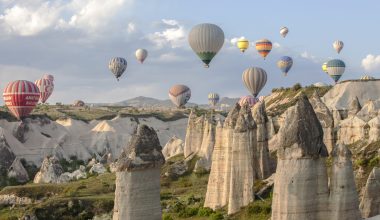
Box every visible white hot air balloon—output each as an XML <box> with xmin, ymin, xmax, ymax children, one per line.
<box><xmin>242</xmin><ymin>67</ymin><xmax>268</xmax><ymax>97</ymax></box>
<box><xmin>280</xmin><ymin>27</ymin><xmax>289</xmax><ymax>38</ymax></box>
<box><xmin>169</xmin><ymin>85</ymin><xmax>191</xmax><ymax>108</ymax></box>
<box><xmin>135</xmin><ymin>49</ymin><xmax>148</xmax><ymax>64</ymax></box>
<box><xmin>333</xmin><ymin>40</ymin><xmax>344</xmax><ymax>53</ymax></box>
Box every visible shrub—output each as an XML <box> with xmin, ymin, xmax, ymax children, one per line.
<box><xmin>209</xmin><ymin>212</ymin><xmax>224</xmax><ymax>220</ymax></box>
<box><xmin>292</xmin><ymin>83</ymin><xmax>302</xmax><ymax>91</ymax></box>
<box><xmin>162</xmin><ymin>214</ymin><xmax>174</xmax><ymax>220</ymax></box>
<box><xmin>369</xmin><ymin>156</ymin><xmax>380</xmax><ymax>167</ymax></box>
<box><xmin>248</xmin><ymin>204</ymin><xmax>262</xmax><ymax>214</ymax></box>
<box><xmin>178</xmin><ymin>207</ymin><xmax>199</xmax><ymax>217</ymax></box>
<box><xmin>197</xmin><ymin>207</ymin><xmax>214</xmax><ymax>217</ymax></box>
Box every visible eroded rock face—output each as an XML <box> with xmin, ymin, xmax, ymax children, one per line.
<box><xmin>113</xmin><ymin>125</ymin><xmax>164</xmax><ymax>220</ymax></box>
<box><xmin>271</xmin><ymin>94</ymin><xmax>330</xmax><ymax>220</ymax></box>
<box><xmin>329</xmin><ymin>144</ymin><xmax>361</xmax><ymax>220</ymax></box>
<box><xmin>348</xmin><ymin>96</ymin><xmax>362</xmax><ymax>118</ymax></box>
<box><xmin>162</xmin><ymin>136</ymin><xmax>184</xmax><ymax>159</ymax></box>
<box><xmin>184</xmin><ymin>111</ymin><xmax>205</xmax><ymax>158</ymax></box>
<box><xmin>58</xmin><ymin>165</ymin><xmax>87</xmax><ymax>183</ymax></box>
<box><xmin>0</xmin><ymin>194</ymin><xmax>32</xmax><ymax>205</ymax></box>
<box><xmin>0</xmin><ymin>128</ymin><xmax>16</xmax><ymax>172</ymax></box>
<box><xmin>33</xmin><ymin>156</ymin><xmax>63</xmax><ymax>184</ymax></box>
<box><xmin>89</xmin><ymin>163</ymin><xmax>107</xmax><ymax>175</ymax></box>
<box><xmin>7</xmin><ymin>158</ymin><xmax>29</xmax><ymax>183</ymax></box>
<box><xmin>338</xmin><ymin>116</ymin><xmax>367</xmax><ymax>144</ymax></box>
<box><xmin>360</xmin><ymin>167</ymin><xmax>380</xmax><ymax>218</ymax></box>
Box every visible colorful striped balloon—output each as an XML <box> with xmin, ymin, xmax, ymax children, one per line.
<box><xmin>208</xmin><ymin>93</ymin><xmax>220</xmax><ymax>107</ymax></box>
<box><xmin>326</xmin><ymin>59</ymin><xmax>346</xmax><ymax>83</ymax></box>
<box><xmin>255</xmin><ymin>39</ymin><xmax>272</xmax><ymax>59</ymax></box>
<box><xmin>3</xmin><ymin>80</ymin><xmax>40</xmax><ymax>120</ymax></box>
<box><xmin>277</xmin><ymin>56</ymin><xmax>293</xmax><ymax>76</ymax></box>
<box><xmin>238</xmin><ymin>95</ymin><xmax>258</xmax><ymax>107</ymax></box>
<box><xmin>169</xmin><ymin>85</ymin><xmax>191</xmax><ymax>108</ymax></box>
<box><xmin>35</xmin><ymin>78</ymin><xmax>54</xmax><ymax>103</ymax></box>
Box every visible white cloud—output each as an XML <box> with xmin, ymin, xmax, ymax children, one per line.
<box><xmin>156</xmin><ymin>52</ymin><xmax>185</xmax><ymax>62</ymax></box>
<box><xmin>300</xmin><ymin>51</ymin><xmax>318</xmax><ymax>63</ymax></box>
<box><xmin>146</xmin><ymin>19</ymin><xmax>186</xmax><ymax>49</ymax></box>
<box><xmin>273</xmin><ymin>42</ymin><xmax>281</xmax><ymax>49</ymax></box>
<box><xmin>362</xmin><ymin>54</ymin><xmax>380</xmax><ymax>73</ymax></box>
<box><xmin>127</xmin><ymin>22</ymin><xmax>136</xmax><ymax>33</ymax></box>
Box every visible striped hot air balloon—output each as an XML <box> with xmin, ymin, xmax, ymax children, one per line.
<box><xmin>108</xmin><ymin>57</ymin><xmax>127</xmax><ymax>81</ymax></box>
<box><xmin>237</xmin><ymin>38</ymin><xmax>249</xmax><ymax>53</ymax></box>
<box><xmin>255</xmin><ymin>39</ymin><xmax>272</xmax><ymax>59</ymax></box>
<box><xmin>208</xmin><ymin>93</ymin><xmax>220</xmax><ymax>107</ymax></box>
<box><xmin>188</xmin><ymin>23</ymin><xmax>225</xmax><ymax>68</ymax></box>
<box><xmin>326</xmin><ymin>59</ymin><xmax>345</xmax><ymax>83</ymax></box>
<box><xmin>42</xmin><ymin>74</ymin><xmax>54</xmax><ymax>82</ymax></box>
<box><xmin>35</xmin><ymin>78</ymin><xmax>54</xmax><ymax>103</ymax></box>
<box><xmin>277</xmin><ymin>56</ymin><xmax>293</xmax><ymax>76</ymax></box>
<box><xmin>3</xmin><ymin>80</ymin><xmax>40</xmax><ymax>120</ymax></box>
<box><xmin>322</xmin><ymin>62</ymin><xmax>328</xmax><ymax>74</ymax></box>
<box><xmin>280</xmin><ymin>27</ymin><xmax>289</xmax><ymax>38</ymax></box>
<box><xmin>238</xmin><ymin>95</ymin><xmax>258</xmax><ymax>107</ymax></box>
<box><xmin>242</xmin><ymin>67</ymin><xmax>267</xmax><ymax>97</ymax></box>
<box><xmin>333</xmin><ymin>40</ymin><xmax>344</xmax><ymax>54</ymax></box>
<box><xmin>169</xmin><ymin>85</ymin><xmax>191</xmax><ymax>108</ymax></box>
<box><xmin>135</xmin><ymin>49</ymin><xmax>148</xmax><ymax>64</ymax></box>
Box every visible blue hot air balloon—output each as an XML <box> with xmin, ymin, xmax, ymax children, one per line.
<box><xmin>277</xmin><ymin>56</ymin><xmax>293</xmax><ymax>76</ymax></box>
<box><xmin>326</xmin><ymin>59</ymin><xmax>345</xmax><ymax>83</ymax></box>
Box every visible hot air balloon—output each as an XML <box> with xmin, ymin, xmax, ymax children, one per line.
<box><xmin>35</xmin><ymin>78</ymin><xmax>54</xmax><ymax>103</ymax></box>
<box><xmin>326</xmin><ymin>59</ymin><xmax>345</xmax><ymax>83</ymax></box>
<box><xmin>135</xmin><ymin>49</ymin><xmax>148</xmax><ymax>64</ymax></box>
<box><xmin>333</xmin><ymin>40</ymin><xmax>344</xmax><ymax>54</ymax></box>
<box><xmin>242</xmin><ymin>67</ymin><xmax>267</xmax><ymax>97</ymax></box>
<box><xmin>238</xmin><ymin>95</ymin><xmax>258</xmax><ymax>107</ymax></box>
<box><xmin>277</xmin><ymin>56</ymin><xmax>293</xmax><ymax>76</ymax></box>
<box><xmin>280</xmin><ymin>27</ymin><xmax>289</xmax><ymax>38</ymax></box>
<box><xmin>322</xmin><ymin>62</ymin><xmax>328</xmax><ymax>74</ymax></box>
<box><xmin>73</xmin><ymin>100</ymin><xmax>85</xmax><ymax>107</ymax></box>
<box><xmin>255</xmin><ymin>39</ymin><xmax>272</xmax><ymax>59</ymax></box>
<box><xmin>169</xmin><ymin>85</ymin><xmax>191</xmax><ymax>108</ymax></box>
<box><xmin>3</xmin><ymin>80</ymin><xmax>40</xmax><ymax>120</ymax></box>
<box><xmin>208</xmin><ymin>93</ymin><xmax>220</xmax><ymax>107</ymax></box>
<box><xmin>237</xmin><ymin>38</ymin><xmax>249</xmax><ymax>53</ymax></box>
<box><xmin>42</xmin><ymin>74</ymin><xmax>54</xmax><ymax>82</ymax></box>
<box><xmin>188</xmin><ymin>23</ymin><xmax>225</xmax><ymax>68</ymax></box>
<box><xmin>108</xmin><ymin>57</ymin><xmax>127</xmax><ymax>81</ymax></box>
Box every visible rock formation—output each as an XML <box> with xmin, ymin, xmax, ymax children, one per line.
<box><xmin>0</xmin><ymin>128</ymin><xmax>16</xmax><ymax>172</ymax></box>
<box><xmin>360</xmin><ymin>167</ymin><xmax>380</xmax><ymax>218</ymax></box>
<box><xmin>113</xmin><ymin>125</ymin><xmax>164</xmax><ymax>220</ymax></box>
<box><xmin>58</xmin><ymin>165</ymin><xmax>87</xmax><ymax>183</ymax></box>
<box><xmin>33</xmin><ymin>156</ymin><xmax>63</xmax><ymax>184</ymax></box>
<box><xmin>184</xmin><ymin>111</ymin><xmax>205</xmax><ymax>157</ymax></box>
<box><xmin>348</xmin><ymin>96</ymin><xmax>362</xmax><ymax>118</ymax></box>
<box><xmin>7</xmin><ymin>158</ymin><xmax>29</xmax><ymax>183</ymax></box>
<box><xmin>338</xmin><ymin>116</ymin><xmax>366</xmax><ymax>144</ymax></box>
<box><xmin>369</xmin><ymin>116</ymin><xmax>380</xmax><ymax>142</ymax></box>
<box><xmin>309</xmin><ymin>90</ymin><xmax>335</xmax><ymax>152</ymax></box>
<box><xmin>194</xmin><ymin>117</ymin><xmax>216</xmax><ymax>173</ymax></box>
<box><xmin>357</xmin><ymin>100</ymin><xmax>378</xmax><ymax>122</ymax></box>
<box><xmin>89</xmin><ymin>163</ymin><xmax>107</xmax><ymax>175</ymax></box>
<box><xmin>271</xmin><ymin>94</ymin><xmax>330</xmax><ymax>220</ymax></box>
<box><xmin>162</xmin><ymin>136</ymin><xmax>184</xmax><ymax>159</ymax></box>
<box><xmin>329</xmin><ymin>144</ymin><xmax>361</xmax><ymax>220</ymax></box>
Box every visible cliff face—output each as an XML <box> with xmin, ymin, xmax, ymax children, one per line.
<box><xmin>113</xmin><ymin>125</ymin><xmax>164</xmax><ymax>220</ymax></box>
<box><xmin>33</xmin><ymin>156</ymin><xmax>64</xmax><ymax>184</ymax></box>
<box><xmin>360</xmin><ymin>167</ymin><xmax>380</xmax><ymax>218</ymax></box>
<box><xmin>184</xmin><ymin>111</ymin><xmax>205</xmax><ymax>158</ymax></box>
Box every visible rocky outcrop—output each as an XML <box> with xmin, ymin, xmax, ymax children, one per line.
<box><xmin>162</xmin><ymin>136</ymin><xmax>184</xmax><ymax>159</ymax></box>
<box><xmin>33</xmin><ymin>156</ymin><xmax>63</xmax><ymax>184</ymax></box>
<box><xmin>348</xmin><ymin>96</ymin><xmax>362</xmax><ymax>118</ymax></box>
<box><xmin>113</xmin><ymin>125</ymin><xmax>164</xmax><ymax>220</ymax></box>
<box><xmin>0</xmin><ymin>128</ymin><xmax>16</xmax><ymax>172</ymax></box>
<box><xmin>360</xmin><ymin>167</ymin><xmax>380</xmax><ymax>218</ymax></box>
<box><xmin>7</xmin><ymin>158</ymin><xmax>29</xmax><ymax>183</ymax></box>
<box><xmin>338</xmin><ymin>116</ymin><xmax>367</xmax><ymax>144</ymax></box>
<box><xmin>309</xmin><ymin>90</ymin><xmax>335</xmax><ymax>152</ymax></box>
<box><xmin>329</xmin><ymin>144</ymin><xmax>361</xmax><ymax>220</ymax></box>
<box><xmin>357</xmin><ymin>100</ymin><xmax>378</xmax><ymax>122</ymax></box>
<box><xmin>58</xmin><ymin>165</ymin><xmax>87</xmax><ymax>183</ymax></box>
<box><xmin>0</xmin><ymin>194</ymin><xmax>32</xmax><ymax>205</ymax></box>
<box><xmin>89</xmin><ymin>163</ymin><xmax>107</xmax><ymax>175</ymax></box>
<box><xmin>271</xmin><ymin>94</ymin><xmax>330</xmax><ymax>220</ymax></box>
<box><xmin>194</xmin><ymin>117</ymin><xmax>216</xmax><ymax>173</ymax></box>
<box><xmin>184</xmin><ymin>111</ymin><xmax>205</xmax><ymax>158</ymax></box>
<box><xmin>369</xmin><ymin>117</ymin><xmax>380</xmax><ymax>142</ymax></box>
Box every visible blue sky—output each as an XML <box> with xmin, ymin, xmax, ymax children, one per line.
<box><xmin>1</xmin><ymin>0</ymin><xmax>380</xmax><ymax>104</ymax></box>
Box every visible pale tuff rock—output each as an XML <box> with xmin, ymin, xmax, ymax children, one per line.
<box><xmin>329</xmin><ymin>144</ymin><xmax>362</xmax><ymax>220</ymax></box>
<box><xmin>271</xmin><ymin>94</ymin><xmax>330</xmax><ymax>220</ymax></box>
<box><xmin>338</xmin><ymin>116</ymin><xmax>367</xmax><ymax>144</ymax></box>
<box><xmin>162</xmin><ymin>136</ymin><xmax>184</xmax><ymax>159</ymax></box>
<box><xmin>252</xmin><ymin>101</ymin><xmax>272</xmax><ymax>179</ymax></box>
<box><xmin>89</xmin><ymin>163</ymin><xmax>107</xmax><ymax>175</ymax></box>
<box><xmin>164</xmin><ymin>161</ymin><xmax>187</xmax><ymax>178</ymax></box>
<box><xmin>266</xmin><ymin>116</ymin><xmax>276</xmax><ymax>139</ymax></box>
<box><xmin>0</xmin><ymin>194</ymin><xmax>32</xmax><ymax>205</ymax></box>
<box><xmin>357</xmin><ymin>100</ymin><xmax>378</xmax><ymax>122</ymax></box>
<box><xmin>184</xmin><ymin>111</ymin><xmax>205</xmax><ymax>158</ymax></box>
<box><xmin>309</xmin><ymin>90</ymin><xmax>335</xmax><ymax>152</ymax></box>
<box><xmin>33</xmin><ymin>156</ymin><xmax>64</xmax><ymax>184</ymax></box>
<box><xmin>348</xmin><ymin>96</ymin><xmax>362</xmax><ymax>118</ymax></box>
<box><xmin>360</xmin><ymin>167</ymin><xmax>380</xmax><ymax>218</ymax></box>
<box><xmin>7</xmin><ymin>158</ymin><xmax>29</xmax><ymax>183</ymax></box>
<box><xmin>194</xmin><ymin>117</ymin><xmax>216</xmax><ymax>173</ymax></box>
<box><xmin>58</xmin><ymin>165</ymin><xmax>87</xmax><ymax>183</ymax></box>
<box><xmin>0</xmin><ymin>128</ymin><xmax>16</xmax><ymax>171</ymax></box>
<box><xmin>87</xmin><ymin>158</ymin><xmax>97</xmax><ymax>168</ymax></box>
<box><xmin>113</xmin><ymin>125</ymin><xmax>164</xmax><ymax>220</ymax></box>
<box><xmin>369</xmin><ymin>117</ymin><xmax>380</xmax><ymax>142</ymax></box>
<box><xmin>333</xmin><ymin>110</ymin><xmax>342</xmax><ymax>128</ymax></box>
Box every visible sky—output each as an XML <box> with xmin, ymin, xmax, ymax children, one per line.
<box><xmin>1</xmin><ymin>0</ymin><xmax>380</xmax><ymax>104</ymax></box>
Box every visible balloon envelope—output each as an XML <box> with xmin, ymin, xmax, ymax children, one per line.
<box><xmin>237</xmin><ymin>39</ymin><xmax>249</xmax><ymax>53</ymax></box>
<box><xmin>277</xmin><ymin>56</ymin><xmax>293</xmax><ymax>76</ymax></box>
<box><xmin>35</xmin><ymin>78</ymin><xmax>54</xmax><ymax>103</ymax></box>
<box><xmin>255</xmin><ymin>39</ymin><xmax>272</xmax><ymax>59</ymax></box>
<box><xmin>169</xmin><ymin>85</ymin><xmax>191</xmax><ymax>108</ymax></box>
<box><xmin>280</xmin><ymin>27</ymin><xmax>289</xmax><ymax>38</ymax></box>
<box><xmin>326</xmin><ymin>59</ymin><xmax>345</xmax><ymax>83</ymax></box>
<box><xmin>239</xmin><ymin>95</ymin><xmax>258</xmax><ymax>107</ymax></box>
<box><xmin>242</xmin><ymin>67</ymin><xmax>267</xmax><ymax>97</ymax></box>
<box><xmin>135</xmin><ymin>49</ymin><xmax>148</xmax><ymax>63</ymax></box>
<box><xmin>109</xmin><ymin>57</ymin><xmax>127</xmax><ymax>81</ymax></box>
<box><xmin>208</xmin><ymin>93</ymin><xmax>220</xmax><ymax>107</ymax></box>
<box><xmin>188</xmin><ymin>23</ymin><xmax>225</xmax><ymax>67</ymax></box>
<box><xmin>322</xmin><ymin>62</ymin><xmax>328</xmax><ymax>74</ymax></box>
<box><xmin>333</xmin><ymin>40</ymin><xmax>344</xmax><ymax>53</ymax></box>
<box><xmin>42</xmin><ymin>74</ymin><xmax>54</xmax><ymax>82</ymax></box>
<box><xmin>3</xmin><ymin>80</ymin><xmax>40</xmax><ymax>120</ymax></box>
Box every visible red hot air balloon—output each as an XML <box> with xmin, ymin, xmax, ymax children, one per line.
<box><xmin>3</xmin><ymin>80</ymin><xmax>40</xmax><ymax>120</ymax></box>
<box><xmin>42</xmin><ymin>74</ymin><xmax>54</xmax><ymax>82</ymax></box>
<box><xmin>35</xmin><ymin>78</ymin><xmax>54</xmax><ymax>103</ymax></box>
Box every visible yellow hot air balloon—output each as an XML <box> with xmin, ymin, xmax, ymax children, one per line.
<box><xmin>322</xmin><ymin>62</ymin><xmax>328</xmax><ymax>74</ymax></box>
<box><xmin>237</xmin><ymin>38</ymin><xmax>249</xmax><ymax>53</ymax></box>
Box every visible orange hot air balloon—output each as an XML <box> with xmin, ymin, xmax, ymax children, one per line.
<box><xmin>3</xmin><ymin>80</ymin><xmax>40</xmax><ymax>120</ymax></box>
<box><xmin>255</xmin><ymin>39</ymin><xmax>272</xmax><ymax>59</ymax></box>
